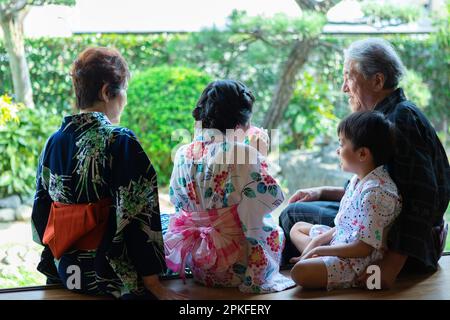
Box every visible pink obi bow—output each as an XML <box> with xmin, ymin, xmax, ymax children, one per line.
<box><xmin>164</xmin><ymin>204</ymin><xmax>244</xmax><ymax>282</ymax></box>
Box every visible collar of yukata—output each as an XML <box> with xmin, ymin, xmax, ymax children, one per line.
<box><xmin>374</xmin><ymin>87</ymin><xmax>406</xmax><ymax>113</ymax></box>
<box><xmin>61</xmin><ymin>112</ymin><xmax>112</xmax><ymax>130</ymax></box>
<box><xmin>353</xmin><ymin>165</ymin><xmax>387</xmax><ymax>188</ymax></box>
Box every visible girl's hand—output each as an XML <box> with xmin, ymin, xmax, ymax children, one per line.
<box><xmin>247</xmin><ymin>126</ymin><xmax>269</xmax><ymax>156</ymax></box>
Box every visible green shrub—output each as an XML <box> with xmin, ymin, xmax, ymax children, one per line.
<box><xmin>0</xmin><ymin>94</ymin><xmax>20</xmax><ymax>127</ymax></box>
<box><xmin>400</xmin><ymin>69</ymin><xmax>431</xmax><ymax>110</ymax></box>
<box><xmin>121</xmin><ymin>66</ymin><xmax>212</xmax><ymax>186</ymax></box>
<box><xmin>1</xmin><ymin>34</ymin><xmax>186</xmax><ymax>115</ymax></box>
<box><xmin>0</xmin><ymin>97</ymin><xmax>60</xmax><ymax>198</ymax></box>
<box><xmin>283</xmin><ymin>71</ymin><xmax>338</xmax><ymax>150</ymax></box>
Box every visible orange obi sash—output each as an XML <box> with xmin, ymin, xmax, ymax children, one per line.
<box><xmin>43</xmin><ymin>198</ymin><xmax>112</xmax><ymax>259</ymax></box>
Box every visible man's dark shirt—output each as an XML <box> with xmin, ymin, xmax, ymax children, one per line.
<box><xmin>375</xmin><ymin>88</ymin><xmax>450</xmax><ymax>271</ymax></box>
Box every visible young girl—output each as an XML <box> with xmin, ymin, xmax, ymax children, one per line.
<box><xmin>164</xmin><ymin>80</ymin><xmax>294</xmax><ymax>293</ymax></box>
<box><xmin>289</xmin><ymin>111</ymin><xmax>402</xmax><ymax>290</ymax></box>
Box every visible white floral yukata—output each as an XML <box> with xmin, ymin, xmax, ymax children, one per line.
<box><xmin>310</xmin><ymin>165</ymin><xmax>402</xmax><ymax>290</ymax></box>
<box><xmin>164</xmin><ymin>128</ymin><xmax>295</xmax><ymax>293</ymax></box>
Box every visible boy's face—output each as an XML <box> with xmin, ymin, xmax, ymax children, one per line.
<box><xmin>337</xmin><ymin>133</ymin><xmax>364</xmax><ymax>173</ymax></box>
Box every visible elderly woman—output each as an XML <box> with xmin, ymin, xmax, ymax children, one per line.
<box><xmin>164</xmin><ymin>80</ymin><xmax>295</xmax><ymax>293</ymax></box>
<box><xmin>280</xmin><ymin>38</ymin><xmax>449</xmax><ymax>288</ymax></box>
<box><xmin>31</xmin><ymin>47</ymin><xmax>185</xmax><ymax>300</ymax></box>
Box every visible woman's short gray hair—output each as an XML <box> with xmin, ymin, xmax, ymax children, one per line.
<box><xmin>344</xmin><ymin>38</ymin><xmax>405</xmax><ymax>89</ymax></box>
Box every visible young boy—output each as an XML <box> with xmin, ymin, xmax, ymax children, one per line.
<box><xmin>289</xmin><ymin>111</ymin><xmax>402</xmax><ymax>290</ymax></box>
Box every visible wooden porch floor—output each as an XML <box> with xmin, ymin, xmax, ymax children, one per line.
<box><xmin>1</xmin><ymin>255</ymin><xmax>449</xmax><ymax>300</ymax></box>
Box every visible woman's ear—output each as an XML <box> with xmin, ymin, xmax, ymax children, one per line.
<box><xmin>100</xmin><ymin>83</ymin><xmax>110</xmax><ymax>103</ymax></box>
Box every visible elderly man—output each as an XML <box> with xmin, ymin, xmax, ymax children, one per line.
<box><xmin>279</xmin><ymin>38</ymin><xmax>450</xmax><ymax>288</ymax></box>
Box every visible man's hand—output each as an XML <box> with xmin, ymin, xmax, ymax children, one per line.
<box><xmin>288</xmin><ymin>187</ymin><xmax>323</xmax><ymax>203</ymax></box>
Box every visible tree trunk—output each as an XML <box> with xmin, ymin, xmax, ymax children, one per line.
<box><xmin>263</xmin><ymin>39</ymin><xmax>313</xmax><ymax>129</ymax></box>
<box><xmin>263</xmin><ymin>0</ymin><xmax>341</xmax><ymax>129</ymax></box>
<box><xmin>0</xmin><ymin>8</ymin><xmax>34</xmax><ymax>108</ymax></box>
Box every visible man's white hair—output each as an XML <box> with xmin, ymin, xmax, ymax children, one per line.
<box><xmin>344</xmin><ymin>38</ymin><xmax>406</xmax><ymax>89</ymax></box>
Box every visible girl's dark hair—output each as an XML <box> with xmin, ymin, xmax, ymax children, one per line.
<box><xmin>337</xmin><ymin>111</ymin><xmax>396</xmax><ymax>167</ymax></box>
<box><xmin>71</xmin><ymin>47</ymin><xmax>130</xmax><ymax>109</ymax></box>
<box><xmin>193</xmin><ymin>80</ymin><xmax>255</xmax><ymax>133</ymax></box>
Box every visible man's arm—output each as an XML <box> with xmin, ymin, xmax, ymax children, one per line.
<box><xmin>320</xmin><ymin>187</ymin><xmax>345</xmax><ymax>202</ymax></box>
<box><xmin>288</xmin><ymin>186</ymin><xmax>345</xmax><ymax>203</ymax></box>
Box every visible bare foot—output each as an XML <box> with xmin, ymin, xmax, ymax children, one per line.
<box><xmin>289</xmin><ymin>256</ymin><xmax>301</xmax><ymax>264</ymax></box>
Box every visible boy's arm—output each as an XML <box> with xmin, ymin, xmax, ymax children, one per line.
<box><xmin>303</xmin><ymin>240</ymin><xmax>374</xmax><ymax>259</ymax></box>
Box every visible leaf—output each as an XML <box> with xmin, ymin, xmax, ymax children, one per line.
<box><xmin>232</xmin><ymin>264</ymin><xmax>246</xmax><ymax>274</ymax></box>
<box><xmin>0</xmin><ymin>173</ymin><xmax>12</xmax><ymax>186</ymax></box>
<box><xmin>243</xmin><ymin>187</ymin><xmax>256</xmax><ymax>198</ymax></box>
<box><xmin>178</xmin><ymin>177</ymin><xmax>187</xmax><ymax>187</ymax></box>
<box><xmin>250</xmin><ymin>172</ymin><xmax>262</xmax><ymax>181</ymax></box>
<box><xmin>225</xmin><ymin>182</ymin><xmax>235</xmax><ymax>193</ymax></box>
<box><xmin>222</xmin><ymin>142</ymin><xmax>230</xmax><ymax>152</ymax></box>
<box><xmin>204</xmin><ymin>187</ymin><xmax>213</xmax><ymax>198</ymax></box>
<box><xmin>262</xmin><ymin>226</ymin><xmax>273</xmax><ymax>232</ymax></box>
<box><xmin>268</xmin><ymin>185</ymin><xmax>278</xmax><ymax>197</ymax></box>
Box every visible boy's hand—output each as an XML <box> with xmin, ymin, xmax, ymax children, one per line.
<box><xmin>290</xmin><ymin>240</ymin><xmax>321</xmax><ymax>263</ymax></box>
<box><xmin>300</xmin><ymin>245</ymin><xmax>329</xmax><ymax>260</ymax></box>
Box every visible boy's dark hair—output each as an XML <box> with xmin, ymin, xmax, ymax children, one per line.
<box><xmin>337</xmin><ymin>111</ymin><xmax>396</xmax><ymax>167</ymax></box>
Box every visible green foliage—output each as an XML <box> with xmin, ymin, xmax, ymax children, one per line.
<box><xmin>0</xmin><ymin>0</ymin><xmax>75</xmax><ymax>8</ymax></box>
<box><xmin>227</xmin><ymin>10</ymin><xmax>326</xmax><ymax>40</ymax></box>
<box><xmin>399</xmin><ymin>69</ymin><xmax>431</xmax><ymax>111</ymax></box>
<box><xmin>446</xmin><ymin>205</ymin><xmax>450</xmax><ymax>252</ymax></box>
<box><xmin>29</xmin><ymin>0</ymin><xmax>75</xmax><ymax>5</ymax></box>
<box><xmin>361</xmin><ymin>0</ymin><xmax>423</xmax><ymax>26</ymax></box>
<box><xmin>388</xmin><ymin>34</ymin><xmax>449</xmax><ymax>124</ymax></box>
<box><xmin>121</xmin><ymin>66</ymin><xmax>212</xmax><ymax>186</ymax></box>
<box><xmin>283</xmin><ymin>71</ymin><xmax>338</xmax><ymax>150</ymax></box>
<box><xmin>0</xmin><ymin>34</ymin><xmax>182</xmax><ymax>114</ymax></box>
<box><xmin>0</xmin><ymin>98</ymin><xmax>59</xmax><ymax>197</ymax></box>
<box><xmin>0</xmin><ymin>264</ymin><xmax>46</xmax><ymax>288</ymax></box>
<box><xmin>0</xmin><ymin>94</ymin><xmax>20</xmax><ymax>127</ymax></box>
